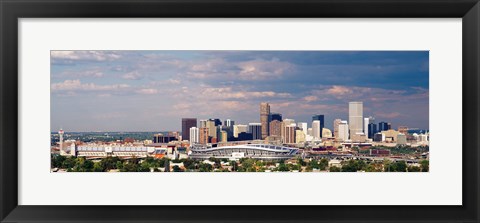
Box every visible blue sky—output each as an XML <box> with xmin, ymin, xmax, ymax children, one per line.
<box><xmin>51</xmin><ymin>51</ymin><xmax>429</xmax><ymax>132</ymax></box>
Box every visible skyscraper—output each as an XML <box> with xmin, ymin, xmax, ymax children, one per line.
<box><xmin>269</xmin><ymin>120</ymin><xmax>282</xmax><ymax>137</ymax></box>
<box><xmin>269</xmin><ymin>113</ymin><xmax>282</xmax><ymax>122</ymax></box>
<box><xmin>224</xmin><ymin>119</ymin><xmax>235</xmax><ymax>127</ymax></box>
<box><xmin>249</xmin><ymin>123</ymin><xmax>262</xmax><ymax>140</ymax></box>
<box><xmin>189</xmin><ymin>127</ymin><xmax>199</xmax><ymax>144</ymax></box>
<box><xmin>312</xmin><ymin>114</ymin><xmax>325</xmax><ymax>137</ymax></box>
<box><xmin>364</xmin><ymin>116</ymin><xmax>374</xmax><ymax>134</ymax></box>
<box><xmin>378</xmin><ymin>121</ymin><xmax>389</xmax><ymax>132</ymax></box>
<box><xmin>199</xmin><ymin>120</ymin><xmax>207</xmax><ymax>128</ymax></box>
<box><xmin>260</xmin><ymin>102</ymin><xmax>271</xmax><ymax>139</ymax></box>
<box><xmin>182</xmin><ymin>118</ymin><xmax>197</xmax><ymax>141</ymax></box>
<box><xmin>312</xmin><ymin>120</ymin><xmax>321</xmax><ymax>140</ymax></box>
<box><xmin>333</xmin><ymin>119</ymin><xmax>341</xmax><ymax>139</ymax></box>
<box><xmin>223</xmin><ymin>119</ymin><xmax>235</xmax><ymax>138</ymax></box>
<box><xmin>349</xmin><ymin>102</ymin><xmax>363</xmax><ymax>138</ymax></box>
<box><xmin>367</xmin><ymin>123</ymin><xmax>377</xmax><ymax>139</ymax></box>
<box><xmin>199</xmin><ymin>127</ymin><xmax>209</xmax><ymax>144</ymax></box>
<box><xmin>206</xmin><ymin>119</ymin><xmax>217</xmax><ymax>139</ymax></box>
<box><xmin>338</xmin><ymin>121</ymin><xmax>349</xmax><ymax>142</ymax></box>
<box><xmin>284</xmin><ymin>125</ymin><xmax>296</xmax><ymax>144</ymax></box>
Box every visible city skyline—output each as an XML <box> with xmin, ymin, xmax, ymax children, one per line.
<box><xmin>51</xmin><ymin>51</ymin><xmax>429</xmax><ymax>132</ymax></box>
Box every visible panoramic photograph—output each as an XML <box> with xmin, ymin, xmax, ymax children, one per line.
<box><xmin>50</xmin><ymin>51</ymin><xmax>429</xmax><ymax>172</ymax></box>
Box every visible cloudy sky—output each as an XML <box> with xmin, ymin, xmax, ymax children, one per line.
<box><xmin>51</xmin><ymin>51</ymin><xmax>429</xmax><ymax>132</ymax></box>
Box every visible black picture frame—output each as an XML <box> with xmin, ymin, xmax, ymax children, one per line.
<box><xmin>1</xmin><ymin>0</ymin><xmax>479</xmax><ymax>222</ymax></box>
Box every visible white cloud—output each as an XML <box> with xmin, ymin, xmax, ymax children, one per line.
<box><xmin>51</xmin><ymin>79</ymin><xmax>129</xmax><ymax>92</ymax></box>
<box><xmin>135</xmin><ymin>88</ymin><xmax>158</xmax><ymax>95</ymax></box>
<box><xmin>51</xmin><ymin>51</ymin><xmax>121</xmax><ymax>61</ymax></box>
<box><xmin>122</xmin><ymin>71</ymin><xmax>143</xmax><ymax>80</ymax></box>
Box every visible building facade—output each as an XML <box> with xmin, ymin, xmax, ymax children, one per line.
<box><xmin>338</xmin><ymin>121</ymin><xmax>349</xmax><ymax>142</ymax></box>
<box><xmin>349</xmin><ymin>102</ymin><xmax>363</xmax><ymax>138</ymax></box>
<box><xmin>189</xmin><ymin>127</ymin><xmax>199</xmax><ymax>144</ymax></box>
<box><xmin>312</xmin><ymin>120</ymin><xmax>321</xmax><ymax>140</ymax></box>
<box><xmin>199</xmin><ymin>127</ymin><xmax>209</xmax><ymax>144</ymax></box>
<box><xmin>260</xmin><ymin>102</ymin><xmax>271</xmax><ymax>139</ymax></box>
<box><xmin>249</xmin><ymin>123</ymin><xmax>262</xmax><ymax>140</ymax></box>
<box><xmin>181</xmin><ymin>118</ymin><xmax>197</xmax><ymax>141</ymax></box>
<box><xmin>312</xmin><ymin>114</ymin><xmax>325</xmax><ymax>137</ymax></box>
<box><xmin>269</xmin><ymin>120</ymin><xmax>282</xmax><ymax>137</ymax></box>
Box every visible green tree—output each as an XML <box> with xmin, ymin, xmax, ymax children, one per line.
<box><xmin>341</xmin><ymin>160</ymin><xmax>359</xmax><ymax>172</ymax></box>
<box><xmin>319</xmin><ymin>158</ymin><xmax>329</xmax><ymax>170</ymax></box>
<box><xmin>277</xmin><ymin>163</ymin><xmax>289</xmax><ymax>172</ymax></box>
<box><xmin>329</xmin><ymin>166</ymin><xmax>341</xmax><ymax>172</ymax></box>
<box><xmin>420</xmin><ymin>160</ymin><xmax>429</xmax><ymax>172</ymax></box>
<box><xmin>199</xmin><ymin>163</ymin><xmax>213</xmax><ymax>172</ymax></box>
<box><xmin>93</xmin><ymin>162</ymin><xmax>104</xmax><ymax>172</ymax></box>
<box><xmin>408</xmin><ymin>165</ymin><xmax>421</xmax><ymax>172</ymax></box>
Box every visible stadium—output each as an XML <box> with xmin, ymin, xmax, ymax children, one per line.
<box><xmin>189</xmin><ymin>144</ymin><xmax>299</xmax><ymax>160</ymax></box>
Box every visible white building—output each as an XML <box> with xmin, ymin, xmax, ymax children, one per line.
<box><xmin>338</xmin><ymin>120</ymin><xmax>349</xmax><ymax>142</ymax></box>
<box><xmin>233</xmin><ymin>124</ymin><xmax>248</xmax><ymax>138</ymax></box>
<box><xmin>349</xmin><ymin>102</ymin><xmax>363</xmax><ymax>137</ymax></box>
<box><xmin>189</xmin><ymin>127</ymin><xmax>199</xmax><ymax>144</ymax></box>
<box><xmin>297</xmin><ymin>122</ymin><xmax>308</xmax><ymax>136</ymax></box>
<box><xmin>312</xmin><ymin>120</ymin><xmax>321</xmax><ymax>140</ymax></box>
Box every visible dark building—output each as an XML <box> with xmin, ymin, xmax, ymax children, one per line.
<box><xmin>153</xmin><ymin>133</ymin><xmax>177</xmax><ymax>143</ymax></box>
<box><xmin>248</xmin><ymin>124</ymin><xmax>262</xmax><ymax>140</ymax></box>
<box><xmin>209</xmin><ymin>118</ymin><xmax>222</xmax><ymax>126</ymax></box>
<box><xmin>269</xmin><ymin>113</ymin><xmax>283</xmax><ymax>122</ymax></box>
<box><xmin>378</xmin><ymin>121</ymin><xmax>389</xmax><ymax>132</ymax></box>
<box><xmin>312</xmin><ymin>114</ymin><xmax>325</xmax><ymax>137</ymax></box>
<box><xmin>367</xmin><ymin>123</ymin><xmax>377</xmax><ymax>138</ymax></box>
<box><xmin>237</xmin><ymin>132</ymin><xmax>253</xmax><ymax>141</ymax></box>
<box><xmin>181</xmin><ymin>118</ymin><xmax>197</xmax><ymax>141</ymax></box>
<box><xmin>373</xmin><ymin>133</ymin><xmax>384</xmax><ymax>142</ymax></box>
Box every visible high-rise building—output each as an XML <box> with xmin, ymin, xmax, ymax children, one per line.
<box><xmin>378</xmin><ymin>121</ymin><xmax>389</xmax><ymax>132</ymax></box>
<box><xmin>199</xmin><ymin>127</ymin><xmax>209</xmax><ymax>144</ymax></box>
<box><xmin>338</xmin><ymin>121</ymin><xmax>349</xmax><ymax>142</ymax></box>
<box><xmin>182</xmin><ymin>118</ymin><xmax>197</xmax><ymax>142</ymax></box>
<box><xmin>284</xmin><ymin>125</ymin><xmax>296</xmax><ymax>144</ymax></box>
<box><xmin>312</xmin><ymin>114</ymin><xmax>325</xmax><ymax>137</ymax></box>
<box><xmin>219</xmin><ymin>130</ymin><xmax>228</xmax><ymax>143</ymax></box>
<box><xmin>295</xmin><ymin>129</ymin><xmax>306</xmax><ymax>143</ymax></box>
<box><xmin>199</xmin><ymin>120</ymin><xmax>207</xmax><ymax>128</ymax></box>
<box><xmin>206</xmin><ymin>119</ymin><xmax>217</xmax><ymax>139</ymax></box>
<box><xmin>233</xmin><ymin>124</ymin><xmax>248</xmax><ymax>138</ymax></box>
<box><xmin>387</xmin><ymin>122</ymin><xmax>392</xmax><ymax>130</ymax></box>
<box><xmin>367</xmin><ymin>123</ymin><xmax>377</xmax><ymax>139</ymax></box>
<box><xmin>269</xmin><ymin>113</ymin><xmax>282</xmax><ymax>122</ymax></box>
<box><xmin>269</xmin><ymin>120</ymin><xmax>282</xmax><ymax>137</ymax></box>
<box><xmin>349</xmin><ymin>102</ymin><xmax>363</xmax><ymax>137</ymax></box>
<box><xmin>248</xmin><ymin>123</ymin><xmax>262</xmax><ymax>140</ymax></box>
<box><xmin>307</xmin><ymin>128</ymin><xmax>313</xmax><ymax>136</ymax></box>
<box><xmin>210</xmin><ymin>118</ymin><xmax>222</xmax><ymax>126</ymax></box>
<box><xmin>281</xmin><ymin>119</ymin><xmax>295</xmax><ymax>142</ymax></box>
<box><xmin>297</xmin><ymin>122</ymin><xmax>308</xmax><ymax>136</ymax></box>
<box><xmin>364</xmin><ymin>116</ymin><xmax>374</xmax><ymax>134</ymax></box>
<box><xmin>333</xmin><ymin>119</ymin><xmax>341</xmax><ymax>139</ymax></box>
<box><xmin>283</xmin><ymin>119</ymin><xmax>295</xmax><ymax>126</ymax></box>
<box><xmin>224</xmin><ymin>119</ymin><xmax>235</xmax><ymax>127</ymax></box>
<box><xmin>260</xmin><ymin>102</ymin><xmax>271</xmax><ymax>139</ymax></box>
<box><xmin>312</xmin><ymin>120</ymin><xmax>321</xmax><ymax>140</ymax></box>
<box><xmin>189</xmin><ymin>127</ymin><xmax>199</xmax><ymax>144</ymax></box>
